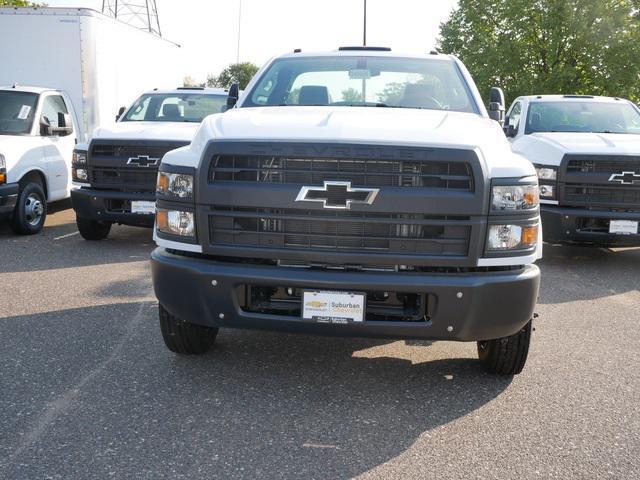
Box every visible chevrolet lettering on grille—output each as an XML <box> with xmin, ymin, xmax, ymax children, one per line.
<box><xmin>127</xmin><ymin>155</ymin><xmax>160</xmax><ymax>167</ymax></box>
<box><xmin>608</xmin><ymin>171</ymin><xmax>640</xmax><ymax>185</ymax></box>
<box><xmin>295</xmin><ymin>181</ymin><xmax>379</xmax><ymax>210</ymax></box>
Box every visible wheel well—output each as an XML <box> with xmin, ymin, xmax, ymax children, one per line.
<box><xmin>19</xmin><ymin>170</ymin><xmax>48</xmax><ymax>199</ymax></box>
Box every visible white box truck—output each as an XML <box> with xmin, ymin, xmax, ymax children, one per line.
<box><xmin>0</xmin><ymin>7</ymin><xmax>183</xmax><ymax>234</ymax></box>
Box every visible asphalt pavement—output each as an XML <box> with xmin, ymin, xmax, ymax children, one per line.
<box><xmin>1</xmin><ymin>202</ymin><xmax>639</xmax><ymax>479</ymax></box>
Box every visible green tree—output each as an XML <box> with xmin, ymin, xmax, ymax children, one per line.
<box><xmin>341</xmin><ymin>88</ymin><xmax>364</xmax><ymax>103</ymax></box>
<box><xmin>206</xmin><ymin>62</ymin><xmax>259</xmax><ymax>90</ymax></box>
<box><xmin>0</xmin><ymin>0</ymin><xmax>46</xmax><ymax>5</ymax></box>
<box><xmin>438</xmin><ymin>0</ymin><xmax>640</xmax><ymax>104</ymax></box>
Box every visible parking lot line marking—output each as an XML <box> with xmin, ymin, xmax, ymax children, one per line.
<box><xmin>53</xmin><ymin>231</ymin><xmax>80</xmax><ymax>241</ymax></box>
<box><xmin>303</xmin><ymin>443</ymin><xmax>338</xmax><ymax>449</ymax></box>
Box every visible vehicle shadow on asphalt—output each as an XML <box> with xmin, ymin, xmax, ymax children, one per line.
<box><xmin>1</xmin><ymin>302</ymin><xmax>512</xmax><ymax>479</ymax></box>
<box><xmin>0</xmin><ymin>222</ymin><xmax>155</xmax><ymax>274</ymax></box>
<box><xmin>538</xmin><ymin>243</ymin><xmax>640</xmax><ymax>304</ymax></box>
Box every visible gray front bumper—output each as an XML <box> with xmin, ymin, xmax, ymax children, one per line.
<box><xmin>151</xmin><ymin>248</ymin><xmax>540</xmax><ymax>342</ymax></box>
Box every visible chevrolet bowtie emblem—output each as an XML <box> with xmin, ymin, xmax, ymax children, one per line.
<box><xmin>295</xmin><ymin>181</ymin><xmax>379</xmax><ymax>210</ymax></box>
<box><xmin>127</xmin><ymin>155</ymin><xmax>160</xmax><ymax>167</ymax></box>
<box><xmin>608</xmin><ymin>171</ymin><xmax>640</xmax><ymax>185</ymax></box>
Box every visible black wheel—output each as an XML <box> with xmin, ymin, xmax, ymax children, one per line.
<box><xmin>10</xmin><ymin>182</ymin><xmax>47</xmax><ymax>235</ymax></box>
<box><xmin>76</xmin><ymin>216</ymin><xmax>112</xmax><ymax>240</ymax></box>
<box><xmin>477</xmin><ymin>321</ymin><xmax>532</xmax><ymax>375</ymax></box>
<box><xmin>159</xmin><ymin>304</ymin><xmax>218</xmax><ymax>355</ymax></box>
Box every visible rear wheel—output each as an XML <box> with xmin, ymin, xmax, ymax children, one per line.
<box><xmin>10</xmin><ymin>182</ymin><xmax>47</xmax><ymax>235</ymax></box>
<box><xmin>76</xmin><ymin>216</ymin><xmax>112</xmax><ymax>240</ymax></box>
<box><xmin>159</xmin><ymin>304</ymin><xmax>218</xmax><ymax>355</ymax></box>
<box><xmin>477</xmin><ymin>321</ymin><xmax>532</xmax><ymax>375</ymax></box>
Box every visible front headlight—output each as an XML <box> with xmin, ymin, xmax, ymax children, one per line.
<box><xmin>486</xmin><ymin>224</ymin><xmax>539</xmax><ymax>251</ymax></box>
<box><xmin>72</xmin><ymin>150</ymin><xmax>88</xmax><ymax>183</ymax></box>
<box><xmin>534</xmin><ymin>165</ymin><xmax>557</xmax><ymax>200</ymax></box>
<box><xmin>157</xmin><ymin>172</ymin><xmax>194</xmax><ymax>199</ymax></box>
<box><xmin>535</xmin><ymin>166</ymin><xmax>557</xmax><ymax>181</ymax></box>
<box><xmin>156</xmin><ymin>208</ymin><xmax>195</xmax><ymax>237</ymax></box>
<box><xmin>491</xmin><ymin>184</ymin><xmax>539</xmax><ymax>211</ymax></box>
<box><xmin>72</xmin><ymin>151</ymin><xmax>87</xmax><ymax>165</ymax></box>
<box><xmin>0</xmin><ymin>153</ymin><xmax>6</xmax><ymax>184</ymax></box>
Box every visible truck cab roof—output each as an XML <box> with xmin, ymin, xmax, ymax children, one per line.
<box><xmin>144</xmin><ymin>87</ymin><xmax>229</xmax><ymax>96</ymax></box>
<box><xmin>0</xmin><ymin>85</ymin><xmax>58</xmax><ymax>94</ymax></box>
<box><xmin>277</xmin><ymin>47</ymin><xmax>451</xmax><ymax>61</ymax></box>
<box><xmin>518</xmin><ymin>94</ymin><xmax>633</xmax><ymax>105</ymax></box>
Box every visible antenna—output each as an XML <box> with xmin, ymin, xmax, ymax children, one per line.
<box><xmin>363</xmin><ymin>0</ymin><xmax>367</xmax><ymax>46</ymax></box>
<box><xmin>101</xmin><ymin>0</ymin><xmax>162</xmax><ymax>37</ymax></box>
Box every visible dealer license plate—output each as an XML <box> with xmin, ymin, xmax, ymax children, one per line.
<box><xmin>131</xmin><ymin>201</ymin><xmax>155</xmax><ymax>214</ymax></box>
<box><xmin>609</xmin><ymin>220</ymin><xmax>638</xmax><ymax>235</ymax></box>
<box><xmin>302</xmin><ymin>290</ymin><xmax>366</xmax><ymax>324</ymax></box>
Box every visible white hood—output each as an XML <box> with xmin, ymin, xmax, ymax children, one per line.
<box><xmin>512</xmin><ymin>132</ymin><xmax>640</xmax><ymax>166</ymax></box>
<box><xmin>91</xmin><ymin>121</ymin><xmax>201</xmax><ymax>143</ymax></box>
<box><xmin>185</xmin><ymin>107</ymin><xmax>533</xmax><ymax>178</ymax></box>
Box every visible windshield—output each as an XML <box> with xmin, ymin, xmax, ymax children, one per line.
<box><xmin>242</xmin><ymin>56</ymin><xmax>478</xmax><ymax>113</ymax></box>
<box><xmin>0</xmin><ymin>91</ymin><xmax>38</xmax><ymax>135</ymax></box>
<box><xmin>525</xmin><ymin>101</ymin><xmax>640</xmax><ymax>135</ymax></box>
<box><xmin>122</xmin><ymin>93</ymin><xmax>227</xmax><ymax>123</ymax></box>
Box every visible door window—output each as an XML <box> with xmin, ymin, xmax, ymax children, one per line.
<box><xmin>507</xmin><ymin>101</ymin><xmax>522</xmax><ymax>130</ymax></box>
<box><xmin>41</xmin><ymin>95</ymin><xmax>69</xmax><ymax>129</ymax></box>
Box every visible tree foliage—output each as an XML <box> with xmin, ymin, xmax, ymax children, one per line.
<box><xmin>438</xmin><ymin>0</ymin><xmax>640</xmax><ymax>104</ymax></box>
<box><xmin>206</xmin><ymin>62</ymin><xmax>259</xmax><ymax>90</ymax></box>
<box><xmin>0</xmin><ymin>0</ymin><xmax>46</xmax><ymax>6</ymax></box>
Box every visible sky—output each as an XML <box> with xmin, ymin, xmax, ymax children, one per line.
<box><xmin>45</xmin><ymin>0</ymin><xmax>458</xmax><ymax>83</ymax></box>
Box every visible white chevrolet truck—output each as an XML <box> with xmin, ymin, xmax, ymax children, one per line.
<box><xmin>0</xmin><ymin>86</ymin><xmax>77</xmax><ymax>234</ymax></box>
<box><xmin>151</xmin><ymin>48</ymin><xmax>542</xmax><ymax>375</ymax></box>
<box><xmin>71</xmin><ymin>87</ymin><xmax>229</xmax><ymax>240</ymax></box>
<box><xmin>505</xmin><ymin>95</ymin><xmax>640</xmax><ymax>245</ymax></box>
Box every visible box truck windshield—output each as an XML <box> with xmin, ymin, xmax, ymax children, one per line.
<box><xmin>0</xmin><ymin>91</ymin><xmax>38</xmax><ymax>135</ymax></box>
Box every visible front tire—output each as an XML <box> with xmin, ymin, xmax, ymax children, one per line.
<box><xmin>10</xmin><ymin>182</ymin><xmax>47</xmax><ymax>235</ymax></box>
<box><xmin>159</xmin><ymin>304</ymin><xmax>218</xmax><ymax>355</ymax></box>
<box><xmin>477</xmin><ymin>321</ymin><xmax>532</xmax><ymax>375</ymax></box>
<box><xmin>76</xmin><ymin>216</ymin><xmax>112</xmax><ymax>240</ymax></box>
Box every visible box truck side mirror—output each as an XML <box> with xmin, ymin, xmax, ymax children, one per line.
<box><xmin>55</xmin><ymin>112</ymin><xmax>74</xmax><ymax>136</ymax></box>
<box><xmin>40</xmin><ymin>113</ymin><xmax>74</xmax><ymax>136</ymax></box>
<box><xmin>39</xmin><ymin>116</ymin><xmax>52</xmax><ymax>136</ymax></box>
<box><xmin>116</xmin><ymin>106</ymin><xmax>126</xmax><ymax>121</ymax></box>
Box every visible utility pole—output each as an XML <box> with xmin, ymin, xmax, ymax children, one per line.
<box><xmin>102</xmin><ymin>0</ymin><xmax>161</xmax><ymax>36</ymax></box>
<box><xmin>363</xmin><ymin>0</ymin><xmax>367</xmax><ymax>46</ymax></box>
<box><xmin>236</xmin><ymin>0</ymin><xmax>242</xmax><ymax>63</ymax></box>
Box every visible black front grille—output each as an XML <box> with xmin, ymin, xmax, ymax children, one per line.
<box><xmin>90</xmin><ymin>143</ymin><xmax>178</xmax><ymax>159</ymax></box>
<box><xmin>210</xmin><ymin>155</ymin><xmax>474</xmax><ymax>190</ymax></box>
<box><xmin>92</xmin><ymin>168</ymin><xmax>158</xmax><ymax>188</ymax></box>
<box><xmin>566</xmin><ymin>156</ymin><xmax>640</xmax><ymax>174</ymax></box>
<box><xmin>560</xmin><ymin>155</ymin><xmax>640</xmax><ymax>210</ymax></box>
<box><xmin>89</xmin><ymin>141</ymin><xmax>189</xmax><ymax>192</ymax></box>
<box><xmin>208</xmin><ymin>207</ymin><xmax>471</xmax><ymax>256</ymax></box>
<box><xmin>564</xmin><ymin>184</ymin><xmax>640</xmax><ymax>208</ymax></box>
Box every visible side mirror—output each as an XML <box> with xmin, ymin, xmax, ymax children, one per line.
<box><xmin>53</xmin><ymin>112</ymin><xmax>74</xmax><ymax>136</ymax></box>
<box><xmin>488</xmin><ymin>87</ymin><xmax>505</xmax><ymax>124</ymax></box>
<box><xmin>226</xmin><ymin>82</ymin><xmax>239</xmax><ymax>109</ymax></box>
<box><xmin>39</xmin><ymin>115</ymin><xmax>52</xmax><ymax>136</ymax></box>
<box><xmin>503</xmin><ymin>117</ymin><xmax>518</xmax><ymax>138</ymax></box>
<box><xmin>116</xmin><ymin>106</ymin><xmax>126</xmax><ymax>121</ymax></box>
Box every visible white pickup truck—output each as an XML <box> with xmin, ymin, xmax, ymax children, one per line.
<box><xmin>71</xmin><ymin>87</ymin><xmax>230</xmax><ymax>240</ymax></box>
<box><xmin>0</xmin><ymin>86</ymin><xmax>77</xmax><ymax>233</ymax></box>
<box><xmin>150</xmin><ymin>47</ymin><xmax>542</xmax><ymax>376</ymax></box>
<box><xmin>505</xmin><ymin>95</ymin><xmax>640</xmax><ymax>246</ymax></box>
